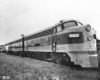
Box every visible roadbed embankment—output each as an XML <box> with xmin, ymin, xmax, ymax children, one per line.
<box><xmin>0</xmin><ymin>53</ymin><xmax>99</xmax><ymax>80</ymax></box>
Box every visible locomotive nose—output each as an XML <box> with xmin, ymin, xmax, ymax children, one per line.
<box><xmin>89</xmin><ymin>53</ymin><xmax>98</xmax><ymax>67</ymax></box>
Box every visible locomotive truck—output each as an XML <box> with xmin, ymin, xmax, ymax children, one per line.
<box><xmin>4</xmin><ymin>19</ymin><xmax>98</xmax><ymax>68</ymax></box>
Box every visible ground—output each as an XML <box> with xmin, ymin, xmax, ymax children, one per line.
<box><xmin>0</xmin><ymin>53</ymin><xmax>100</xmax><ymax>80</ymax></box>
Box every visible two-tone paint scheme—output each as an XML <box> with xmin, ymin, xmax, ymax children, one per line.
<box><xmin>5</xmin><ymin>19</ymin><xmax>98</xmax><ymax>68</ymax></box>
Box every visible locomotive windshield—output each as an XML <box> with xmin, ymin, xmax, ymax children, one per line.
<box><xmin>63</xmin><ymin>21</ymin><xmax>77</xmax><ymax>28</ymax></box>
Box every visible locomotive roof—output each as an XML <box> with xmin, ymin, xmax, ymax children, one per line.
<box><xmin>5</xmin><ymin>38</ymin><xmax>22</xmax><ymax>45</ymax></box>
<box><xmin>24</xmin><ymin>19</ymin><xmax>80</xmax><ymax>39</ymax></box>
<box><xmin>5</xmin><ymin>19</ymin><xmax>82</xmax><ymax>45</ymax></box>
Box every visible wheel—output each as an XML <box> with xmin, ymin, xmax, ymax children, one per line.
<box><xmin>61</xmin><ymin>54</ymin><xmax>71</xmax><ymax>65</ymax></box>
<box><xmin>51</xmin><ymin>53</ymin><xmax>71</xmax><ymax>65</ymax></box>
<box><xmin>51</xmin><ymin>53</ymin><xmax>63</xmax><ymax>64</ymax></box>
<box><xmin>55</xmin><ymin>54</ymin><xmax>62</xmax><ymax>64</ymax></box>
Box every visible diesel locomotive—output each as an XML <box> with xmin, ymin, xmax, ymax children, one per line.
<box><xmin>4</xmin><ymin>19</ymin><xmax>98</xmax><ymax>68</ymax></box>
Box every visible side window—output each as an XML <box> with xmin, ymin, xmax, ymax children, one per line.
<box><xmin>14</xmin><ymin>44</ymin><xmax>15</xmax><ymax>47</ymax></box>
<box><xmin>31</xmin><ymin>40</ymin><xmax>34</xmax><ymax>46</ymax></box>
<box><xmin>20</xmin><ymin>42</ymin><xmax>22</xmax><ymax>47</ymax></box>
<box><xmin>19</xmin><ymin>43</ymin><xmax>20</xmax><ymax>47</ymax></box>
<box><xmin>53</xmin><ymin>28</ymin><xmax>56</xmax><ymax>34</ymax></box>
<box><xmin>29</xmin><ymin>40</ymin><xmax>31</xmax><ymax>46</ymax></box>
<box><xmin>35</xmin><ymin>40</ymin><xmax>37</xmax><ymax>43</ymax></box>
<box><xmin>26</xmin><ymin>41</ymin><xmax>29</xmax><ymax>46</ymax></box>
<box><xmin>10</xmin><ymin>45</ymin><xmax>12</xmax><ymax>48</ymax></box>
<box><xmin>16</xmin><ymin>44</ymin><xmax>17</xmax><ymax>47</ymax></box>
<box><xmin>24</xmin><ymin>41</ymin><xmax>27</xmax><ymax>47</ymax></box>
<box><xmin>37</xmin><ymin>39</ymin><xmax>39</xmax><ymax>43</ymax></box>
<box><xmin>57</xmin><ymin>25</ymin><xmax>62</xmax><ymax>32</ymax></box>
<box><xmin>17</xmin><ymin>43</ymin><xmax>19</xmax><ymax>47</ymax></box>
<box><xmin>14</xmin><ymin>44</ymin><xmax>16</xmax><ymax>47</ymax></box>
<box><xmin>34</xmin><ymin>39</ymin><xmax>37</xmax><ymax>44</ymax></box>
<box><xmin>18</xmin><ymin>43</ymin><xmax>20</xmax><ymax>47</ymax></box>
<box><xmin>33</xmin><ymin>40</ymin><xmax>35</xmax><ymax>43</ymax></box>
<box><xmin>12</xmin><ymin>44</ymin><xmax>13</xmax><ymax>47</ymax></box>
<box><xmin>34</xmin><ymin>40</ymin><xmax>36</xmax><ymax>43</ymax></box>
<box><xmin>41</xmin><ymin>39</ymin><xmax>43</xmax><ymax>43</ymax></box>
<box><xmin>30</xmin><ymin>40</ymin><xmax>32</xmax><ymax>46</ymax></box>
<box><xmin>46</xmin><ymin>37</ymin><xmax>49</xmax><ymax>41</ymax></box>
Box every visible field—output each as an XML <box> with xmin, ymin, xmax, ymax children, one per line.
<box><xmin>0</xmin><ymin>53</ymin><xmax>100</xmax><ymax>80</ymax></box>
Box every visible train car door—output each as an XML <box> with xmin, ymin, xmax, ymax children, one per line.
<box><xmin>52</xmin><ymin>27</ymin><xmax>57</xmax><ymax>52</ymax></box>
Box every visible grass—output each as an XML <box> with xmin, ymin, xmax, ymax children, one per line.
<box><xmin>0</xmin><ymin>53</ymin><xmax>100</xmax><ymax>80</ymax></box>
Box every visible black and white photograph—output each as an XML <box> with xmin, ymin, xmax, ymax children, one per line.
<box><xmin>0</xmin><ymin>0</ymin><xmax>100</xmax><ymax>80</ymax></box>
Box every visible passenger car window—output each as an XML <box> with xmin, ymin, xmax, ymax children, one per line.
<box><xmin>26</xmin><ymin>41</ymin><xmax>29</xmax><ymax>46</ymax></box>
<box><xmin>24</xmin><ymin>41</ymin><xmax>27</xmax><ymax>47</ymax></box>
<box><xmin>20</xmin><ymin>42</ymin><xmax>22</xmax><ymax>47</ymax></box>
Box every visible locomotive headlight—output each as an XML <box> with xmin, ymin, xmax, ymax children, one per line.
<box><xmin>69</xmin><ymin>34</ymin><xmax>80</xmax><ymax>38</ymax></box>
<box><xmin>86</xmin><ymin>25</ymin><xmax>91</xmax><ymax>31</ymax></box>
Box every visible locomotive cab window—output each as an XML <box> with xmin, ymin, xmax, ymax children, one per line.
<box><xmin>57</xmin><ymin>25</ymin><xmax>62</xmax><ymax>32</ymax></box>
<box><xmin>63</xmin><ymin>21</ymin><xmax>77</xmax><ymax>28</ymax></box>
<box><xmin>77</xmin><ymin>21</ymin><xmax>83</xmax><ymax>26</ymax></box>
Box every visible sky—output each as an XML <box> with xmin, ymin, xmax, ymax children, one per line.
<box><xmin>0</xmin><ymin>0</ymin><xmax>100</xmax><ymax>45</ymax></box>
